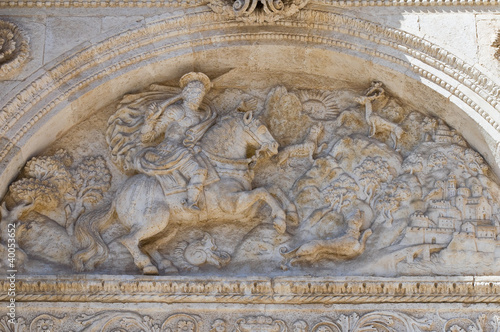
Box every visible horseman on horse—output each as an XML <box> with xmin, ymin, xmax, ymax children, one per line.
<box><xmin>74</xmin><ymin>72</ymin><xmax>291</xmax><ymax>274</ymax></box>
<box><xmin>135</xmin><ymin>72</ymin><xmax>217</xmax><ymax>211</ymax></box>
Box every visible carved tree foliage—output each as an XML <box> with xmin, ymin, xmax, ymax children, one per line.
<box><xmin>0</xmin><ymin>149</ymin><xmax>111</xmax><ymax>270</ymax></box>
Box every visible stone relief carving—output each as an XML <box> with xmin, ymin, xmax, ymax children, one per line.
<box><xmin>0</xmin><ymin>314</ymin><xmax>65</xmax><ymax>332</ymax></box>
<box><xmin>3</xmin><ymin>10</ymin><xmax>500</xmax><ymax>172</ymax></box>
<box><xmin>0</xmin><ymin>150</ymin><xmax>110</xmax><ymax>270</ymax></box>
<box><xmin>2</xmin><ymin>311</ymin><xmax>500</xmax><ymax>332</ymax></box>
<box><xmin>493</xmin><ymin>32</ymin><xmax>500</xmax><ymax>61</ymax></box>
<box><xmin>2</xmin><ymin>72</ymin><xmax>500</xmax><ymax>277</ymax></box>
<box><xmin>210</xmin><ymin>319</ymin><xmax>227</xmax><ymax>332</ymax></box>
<box><xmin>76</xmin><ymin>312</ymin><xmax>200</xmax><ymax>332</ymax></box>
<box><xmin>0</xmin><ymin>20</ymin><xmax>29</xmax><ymax>76</ymax></box>
<box><xmin>70</xmin><ymin>72</ymin><xmax>286</xmax><ymax>275</ymax></box>
<box><xmin>207</xmin><ymin>0</ymin><xmax>308</xmax><ymax>23</ymax></box>
<box><xmin>236</xmin><ymin>316</ymin><xmax>287</xmax><ymax>332</ymax></box>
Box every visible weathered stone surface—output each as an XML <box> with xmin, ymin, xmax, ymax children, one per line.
<box><xmin>1</xmin><ymin>2</ymin><xmax>500</xmax><ymax>329</ymax></box>
<box><xmin>44</xmin><ymin>16</ymin><xmax>101</xmax><ymax>64</ymax></box>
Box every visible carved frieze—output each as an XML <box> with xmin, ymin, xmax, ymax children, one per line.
<box><xmin>2</xmin><ymin>73</ymin><xmax>500</xmax><ymax>279</ymax></box>
<box><xmin>1</xmin><ymin>310</ymin><xmax>500</xmax><ymax>332</ymax></box>
<box><xmin>0</xmin><ymin>20</ymin><xmax>29</xmax><ymax>76</ymax></box>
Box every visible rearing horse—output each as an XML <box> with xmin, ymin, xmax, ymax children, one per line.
<box><xmin>73</xmin><ymin>111</ymin><xmax>287</xmax><ymax>274</ymax></box>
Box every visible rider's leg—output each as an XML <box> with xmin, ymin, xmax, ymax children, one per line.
<box><xmin>181</xmin><ymin>160</ymin><xmax>207</xmax><ymax>209</ymax></box>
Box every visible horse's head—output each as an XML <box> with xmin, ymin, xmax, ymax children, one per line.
<box><xmin>241</xmin><ymin>110</ymin><xmax>279</xmax><ymax>157</ymax></box>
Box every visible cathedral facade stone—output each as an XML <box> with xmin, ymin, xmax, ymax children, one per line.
<box><xmin>1</xmin><ymin>2</ymin><xmax>500</xmax><ymax>330</ymax></box>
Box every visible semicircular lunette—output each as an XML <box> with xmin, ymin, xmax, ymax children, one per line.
<box><xmin>2</xmin><ymin>73</ymin><xmax>500</xmax><ymax>279</ymax></box>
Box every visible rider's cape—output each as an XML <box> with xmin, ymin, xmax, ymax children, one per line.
<box><xmin>106</xmin><ymin>84</ymin><xmax>219</xmax><ymax>195</ymax></box>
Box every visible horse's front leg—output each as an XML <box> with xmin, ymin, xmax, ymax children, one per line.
<box><xmin>227</xmin><ymin>187</ymin><xmax>287</xmax><ymax>234</ymax></box>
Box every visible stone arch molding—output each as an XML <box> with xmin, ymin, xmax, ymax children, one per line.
<box><xmin>2</xmin><ymin>9</ymin><xmax>500</xmax><ymax>196</ymax></box>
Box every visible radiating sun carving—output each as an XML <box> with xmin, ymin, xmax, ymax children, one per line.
<box><xmin>296</xmin><ymin>90</ymin><xmax>340</xmax><ymax>121</ymax></box>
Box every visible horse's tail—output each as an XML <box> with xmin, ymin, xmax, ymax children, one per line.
<box><xmin>72</xmin><ymin>200</ymin><xmax>116</xmax><ymax>272</ymax></box>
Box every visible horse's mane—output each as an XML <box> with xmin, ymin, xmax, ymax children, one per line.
<box><xmin>200</xmin><ymin>113</ymin><xmax>246</xmax><ymax>156</ymax></box>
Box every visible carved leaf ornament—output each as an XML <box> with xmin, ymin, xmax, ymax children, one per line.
<box><xmin>208</xmin><ymin>0</ymin><xmax>309</xmax><ymax>22</ymax></box>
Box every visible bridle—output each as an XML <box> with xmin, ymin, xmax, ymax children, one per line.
<box><xmin>241</xmin><ymin>111</ymin><xmax>275</xmax><ymax>163</ymax></box>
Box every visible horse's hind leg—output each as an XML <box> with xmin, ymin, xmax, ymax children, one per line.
<box><xmin>118</xmin><ymin>226</ymin><xmax>163</xmax><ymax>275</ymax></box>
<box><xmin>143</xmin><ymin>228</ymin><xmax>179</xmax><ymax>274</ymax></box>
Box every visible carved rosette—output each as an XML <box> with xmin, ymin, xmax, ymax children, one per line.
<box><xmin>0</xmin><ymin>20</ymin><xmax>29</xmax><ymax>76</ymax></box>
<box><xmin>207</xmin><ymin>0</ymin><xmax>309</xmax><ymax>23</ymax></box>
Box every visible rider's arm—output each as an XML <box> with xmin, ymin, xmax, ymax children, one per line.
<box><xmin>141</xmin><ymin>105</ymin><xmax>183</xmax><ymax>142</ymax></box>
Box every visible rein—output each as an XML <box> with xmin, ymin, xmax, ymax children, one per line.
<box><xmin>202</xmin><ymin>150</ymin><xmax>252</xmax><ymax>167</ymax></box>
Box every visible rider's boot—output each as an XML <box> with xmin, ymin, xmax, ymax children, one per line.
<box><xmin>185</xmin><ymin>184</ymin><xmax>202</xmax><ymax>211</ymax></box>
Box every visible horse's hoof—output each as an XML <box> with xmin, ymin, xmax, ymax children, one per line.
<box><xmin>164</xmin><ymin>265</ymin><xmax>179</xmax><ymax>274</ymax></box>
<box><xmin>159</xmin><ymin>259</ymin><xmax>175</xmax><ymax>269</ymax></box>
<box><xmin>143</xmin><ymin>265</ymin><xmax>159</xmax><ymax>275</ymax></box>
<box><xmin>273</xmin><ymin>217</ymin><xmax>286</xmax><ymax>234</ymax></box>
